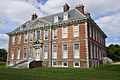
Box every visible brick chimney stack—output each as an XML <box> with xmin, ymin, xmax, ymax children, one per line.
<box><xmin>63</xmin><ymin>3</ymin><xmax>70</xmax><ymax>12</ymax></box>
<box><xmin>75</xmin><ymin>4</ymin><xmax>84</xmax><ymax>14</ymax></box>
<box><xmin>32</xmin><ymin>13</ymin><xmax>38</xmax><ymax>20</ymax></box>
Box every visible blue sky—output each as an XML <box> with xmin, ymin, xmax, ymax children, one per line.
<box><xmin>0</xmin><ymin>0</ymin><xmax>120</xmax><ymax>50</ymax></box>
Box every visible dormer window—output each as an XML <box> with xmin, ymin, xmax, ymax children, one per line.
<box><xmin>54</xmin><ymin>16</ymin><xmax>58</xmax><ymax>23</ymax></box>
<box><xmin>20</xmin><ymin>26</ymin><xmax>23</xmax><ymax>30</ymax></box>
<box><xmin>63</xmin><ymin>12</ymin><xmax>68</xmax><ymax>21</ymax></box>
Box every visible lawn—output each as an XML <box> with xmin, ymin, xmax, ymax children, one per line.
<box><xmin>0</xmin><ymin>62</ymin><xmax>120</xmax><ymax>80</ymax></box>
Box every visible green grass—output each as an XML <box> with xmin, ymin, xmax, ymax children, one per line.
<box><xmin>0</xmin><ymin>62</ymin><xmax>120</xmax><ymax>80</ymax></box>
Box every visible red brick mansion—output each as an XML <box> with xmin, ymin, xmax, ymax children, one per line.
<box><xmin>6</xmin><ymin>3</ymin><xmax>107</xmax><ymax>68</ymax></box>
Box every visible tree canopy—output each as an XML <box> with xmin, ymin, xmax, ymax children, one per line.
<box><xmin>0</xmin><ymin>48</ymin><xmax>7</xmax><ymax>62</ymax></box>
<box><xmin>107</xmin><ymin>44</ymin><xmax>120</xmax><ymax>62</ymax></box>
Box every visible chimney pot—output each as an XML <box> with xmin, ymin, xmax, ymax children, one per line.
<box><xmin>84</xmin><ymin>12</ymin><xmax>91</xmax><ymax>17</ymax></box>
<box><xmin>63</xmin><ymin>3</ymin><xmax>70</xmax><ymax>12</ymax></box>
<box><xmin>31</xmin><ymin>13</ymin><xmax>38</xmax><ymax>20</ymax></box>
<box><xmin>76</xmin><ymin>4</ymin><xmax>84</xmax><ymax>14</ymax></box>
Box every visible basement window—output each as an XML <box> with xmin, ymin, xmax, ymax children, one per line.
<box><xmin>62</xmin><ymin>62</ymin><xmax>68</xmax><ymax>67</ymax></box>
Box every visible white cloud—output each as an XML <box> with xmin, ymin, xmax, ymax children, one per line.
<box><xmin>0</xmin><ymin>23</ymin><xmax>5</xmax><ymax>29</ymax></box>
<box><xmin>95</xmin><ymin>12</ymin><xmax>120</xmax><ymax>35</ymax></box>
<box><xmin>0</xmin><ymin>0</ymin><xmax>44</xmax><ymax>24</ymax></box>
<box><xmin>0</xmin><ymin>34</ymin><xmax>9</xmax><ymax>50</ymax></box>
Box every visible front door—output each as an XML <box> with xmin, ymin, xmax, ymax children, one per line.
<box><xmin>35</xmin><ymin>48</ymin><xmax>40</xmax><ymax>61</ymax></box>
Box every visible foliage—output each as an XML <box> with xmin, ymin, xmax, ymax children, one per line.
<box><xmin>0</xmin><ymin>62</ymin><xmax>120</xmax><ymax>80</ymax></box>
<box><xmin>0</xmin><ymin>48</ymin><xmax>7</xmax><ymax>62</ymax></box>
<box><xmin>107</xmin><ymin>44</ymin><xmax>120</xmax><ymax>61</ymax></box>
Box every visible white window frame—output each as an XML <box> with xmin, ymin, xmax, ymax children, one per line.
<box><xmin>62</xmin><ymin>62</ymin><xmax>68</xmax><ymax>67</ymax></box>
<box><xmin>12</xmin><ymin>36</ymin><xmax>15</xmax><ymax>45</ymax></box>
<box><xmin>52</xmin><ymin>45</ymin><xmax>57</xmax><ymax>59</ymax></box>
<box><xmin>44</xmin><ymin>45</ymin><xmax>48</xmax><ymax>59</ymax></box>
<box><xmin>74</xmin><ymin>61</ymin><xmax>80</xmax><ymax>68</ymax></box>
<box><xmin>52</xmin><ymin>61</ymin><xmax>58</xmax><ymax>67</ymax></box>
<box><xmin>73</xmin><ymin>43</ymin><xmax>80</xmax><ymax>58</ymax></box>
<box><xmin>89</xmin><ymin>24</ymin><xmax>92</xmax><ymax>38</ymax></box>
<box><xmin>62</xmin><ymin>26</ymin><xmax>68</xmax><ymax>38</ymax></box>
<box><xmin>17</xmin><ymin>35</ymin><xmax>21</xmax><ymax>44</ymax></box>
<box><xmin>94</xmin><ymin>45</ymin><xmax>96</xmax><ymax>59</ymax></box>
<box><xmin>62</xmin><ymin>44</ymin><xmax>68</xmax><ymax>58</ymax></box>
<box><xmin>17</xmin><ymin>48</ymin><xmax>20</xmax><ymax>59</ymax></box>
<box><xmin>93</xmin><ymin>28</ymin><xmax>95</xmax><ymax>40</ymax></box>
<box><xmin>54</xmin><ymin>16</ymin><xmax>58</xmax><ymax>23</ymax></box>
<box><xmin>63</xmin><ymin>12</ymin><xmax>68</xmax><ymax>21</ymax></box>
<box><xmin>29</xmin><ymin>32</ymin><xmax>33</xmax><ymax>42</ymax></box>
<box><xmin>35</xmin><ymin>30</ymin><xmax>40</xmax><ymax>40</ymax></box>
<box><xmin>24</xmin><ymin>48</ymin><xmax>27</xmax><ymax>59</ymax></box>
<box><xmin>90</xmin><ymin>43</ymin><xmax>93</xmax><ymax>59</ymax></box>
<box><xmin>44</xmin><ymin>29</ymin><xmax>48</xmax><ymax>40</ymax></box>
<box><xmin>11</xmin><ymin>48</ymin><xmax>14</xmax><ymax>59</ymax></box>
<box><xmin>73</xmin><ymin>24</ymin><xmax>79</xmax><ymax>37</ymax></box>
<box><xmin>52</xmin><ymin>28</ymin><xmax>57</xmax><ymax>39</ymax></box>
<box><xmin>24</xmin><ymin>33</ymin><xmax>28</xmax><ymax>43</ymax></box>
<box><xmin>29</xmin><ymin>47</ymin><xmax>33</xmax><ymax>57</ymax></box>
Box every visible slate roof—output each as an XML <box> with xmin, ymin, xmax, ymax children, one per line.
<box><xmin>7</xmin><ymin>9</ymin><xmax>86</xmax><ymax>35</ymax></box>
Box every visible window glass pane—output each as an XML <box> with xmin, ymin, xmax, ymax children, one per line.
<box><xmin>62</xmin><ymin>27</ymin><xmax>67</xmax><ymax>38</ymax></box>
<box><xmin>63</xmin><ymin>12</ymin><xmax>68</xmax><ymax>20</ymax></box>
<box><xmin>63</xmin><ymin>62</ymin><xmax>67</xmax><ymax>66</ymax></box>
<box><xmin>37</xmin><ymin>31</ymin><xmax>40</xmax><ymax>39</ymax></box>
<box><xmin>75</xmin><ymin>62</ymin><xmax>79</xmax><ymax>66</ymax></box>
<box><xmin>24</xmin><ymin>48</ymin><xmax>27</xmax><ymax>58</ymax></box>
<box><xmin>74</xmin><ymin>43</ymin><xmax>79</xmax><ymax>50</ymax></box>
<box><xmin>63</xmin><ymin>44</ymin><xmax>67</xmax><ymax>50</ymax></box>
<box><xmin>45</xmin><ymin>30</ymin><xmax>48</xmax><ymax>39</ymax></box>
<box><xmin>30</xmin><ymin>33</ymin><xmax>33</xmax><ymax>41</ymax></box>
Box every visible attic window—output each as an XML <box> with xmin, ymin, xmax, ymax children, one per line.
<box><xmin>54</xmin><ymin>16</ymin><xmax>58</xmax><ymax>23</ymax></box>
<box><xmin>63</xmin><ymin>12</ymin><xmax>68</xmax><ymax>21</ymax></box>
<box><xmin>20</xmin><ymin>26</ymin><xmax>23</xmax><ymax>30</ymax></box>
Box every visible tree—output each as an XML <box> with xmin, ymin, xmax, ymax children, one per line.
<box><xmin>0</xmin><ymin>48</ymin><xmax>7</xmax><ymax>62</ymax></box>
<box><xmin>107</xmin><ymin>44</ymin><xmax>120</xmax><ymax>62</ymax></box>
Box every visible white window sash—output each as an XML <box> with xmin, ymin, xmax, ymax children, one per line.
<box><xmin>11</xmin><ymin>48</ymin><xmax>14</xmax><ymax>59</ymax></box>
<box><xmin>74</xmin><ymin>62</ymin><xmax>80</xmax><ymax>67</ymax></box>
<box><xmin>52</xmin><ymin>29</ymin><xmax>57</xmax><ymax>39</ymax></box>
<box><xmin>62</xmin><ymin>27</ymin><xmax>68</xmax><ymax>38</ymax></box>
<box><xmin>54</xmin><ymin>16</ymin><xmax>58</xmax><ymax>23</ymax></box>
<box><xmin>63</xmin><ymin>12</ymin><xmax>68</xmax><ymax>21</ymax></box>
<box><xmin>73</xmin><ymin>25</ymin><xmax>79</xmax><ymax>37</ymax></box>
<box><xmin>17</xmin><ymin>48</ymin><xmax>20</xmax><ymax>59</ymax></box>
<box><xmin>44</xmin><ymin>30</ymin><xmax>48</xmax><ymax>40</ymax></box>
<box><xmin>62</xmin><ymin>62</ymin><xmax>68</xmax><ymax>67</ymax></box>
<box><xmin>44</xmin><ymin>46</ymin><xmax>48</xmax><ymax>59</ymax></box>
<box><xmin>12</xmin><ymin>36</ymin><xmax>15</xmax><ymax>45</ymax></box>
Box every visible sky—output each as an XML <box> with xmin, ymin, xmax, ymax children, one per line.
<box><xmin>0</xmin><ymin>0</ymin><xmax>120</xmax><ymax>50</ymax></box>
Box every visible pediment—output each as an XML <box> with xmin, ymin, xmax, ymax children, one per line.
<box><xmin>25</xmin><ymin>19</ymin><xmax>51</xmax><ymax>31</ymax></box>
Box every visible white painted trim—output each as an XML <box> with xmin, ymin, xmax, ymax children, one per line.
<box><xmin>62</xmin><ymin>44</ymin><xmax>68</xmax><ymax>59</ymax></box>
<box><xmin>43</xmin><ymin>45</ymin><xmax>48</xmax><ymax>59</ymax></box>
<box><xmin>73</xmin><ymin>24</ymin><xmax>79</xmax><ymax>37</ymax></box>
<box><xmin>11</xmin><ymin>48</ymin><xmax>14</xmax><ymax>59</ymax></box>
<box><xmin>85</xmin><ymin>22</ymin><xmax>89</xmax><ymax>68</ymax></box>
<box><xmin>17</xmin><ymin>48</ymin><xmax>20</xmax><ymax>59</ymax></box>
<box><xmin>62</xmin><ymin>62</ymin><xmax>68</xmax><ymax>67</ymax></box>
<box><xmin>73</xmin><ymin>43</ymin><xmax>80</xmax><ymax>59</ymax></box>
<box><xmin>52</xmin><ymin>44</ymin><xmax>58</xmax><ymax>59</ymax></box>
<box><xmin>44</xmin><ymin>29</ymin><xmax>48</xmax><ymax>40</ymax></box>
<box><xmin>62</xmin><ymin>26</ymin><xmax>68</xmax><ymax>38</ymax></box>
<box><xmin>73</xmin><ymin>61</ymin><xmax>80</xmax><ymax>68</ymax></box>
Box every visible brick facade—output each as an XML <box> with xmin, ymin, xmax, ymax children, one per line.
<box><xmin>6</xmin><ymin>3</ymin><xmax>107</xmax><ymax>68</ymax></box>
